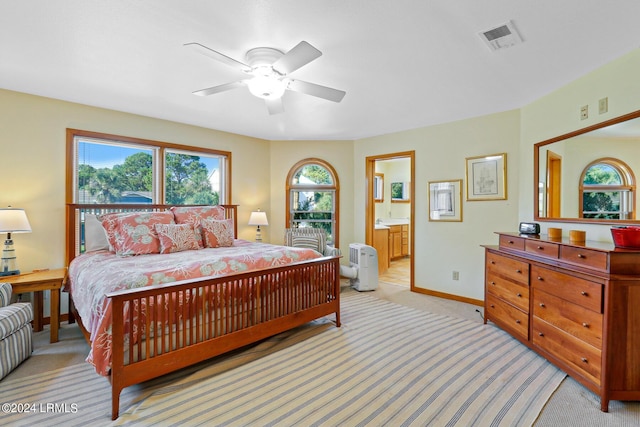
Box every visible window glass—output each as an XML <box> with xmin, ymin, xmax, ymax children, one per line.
<box><xmin>581</xmin><ymin>159</ymin><xmax>634</xmax><ymax>220</ymax></box>
<box><xmin>165</xmin><ymin>150</ymin><xmax>222</xmax><ymax>205</ymax></box>
<box><xmin>72</xmin><ymin>133</ymin><xmax>228</xmax><ymax>206</ymax></box>
<box><xmin>77</xmin><ymin>139</ymin><xmax>155</xmax><ymax>204</ymax></box>
<box><xmin>287</xmin><ymin>160</ymin><xmax>339</xmax><ymax>245</ymax></box>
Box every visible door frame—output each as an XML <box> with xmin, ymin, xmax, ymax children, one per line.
<box><xmin>365</xmin><ymin>151</ymin><xmax>415</xmax><ymax>290</ymax></box>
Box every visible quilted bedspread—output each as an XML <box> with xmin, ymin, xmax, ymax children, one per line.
<box><xmin>68</xmin><ymin>239</ymin><xmax>322</xmax><ymax>375</ymax></box>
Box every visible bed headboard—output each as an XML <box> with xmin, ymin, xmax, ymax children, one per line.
<box><xmin>65</xmin><ymin>204</ymin><xmax>238</xmax><ymax>265</ymax></box>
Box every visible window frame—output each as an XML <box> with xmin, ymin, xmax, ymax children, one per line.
<box><xmin>66</xmin><ymin>129</ymin><xmax>232</xmax><ymax>205</ymax></box>
<box><xmin>285</xmin><ymin>158</ymin><xmax>340</xmax><ymax>247</ymax></box>
<box><xmin>579</xmin><ymin>157</ymin><xmax>635</xmax><ymax>220</ymax></box>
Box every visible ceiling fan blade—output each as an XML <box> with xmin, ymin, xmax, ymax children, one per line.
<box><xmin>272</xmin><ymin>41</ymin><xmax>322</xmax><ymax>75</ymax></box>
<box><xmin>287</xmin><ymin>79</ymin><xmax>346</xmax><ymax>103</ymax></box>
<box><xmin>184</xmin><ymin>42</ymin><xmax>251</xmax><ymax>73</ymax></box>
<box><xmin>193</xmin><ymin>81</ymin><xmax>246</xmax><ymax>96</ymax></box>
<box><xmin>265</xmin><ymin>97</ymin><xmax>284</xmax><ymax>115</ymax></box>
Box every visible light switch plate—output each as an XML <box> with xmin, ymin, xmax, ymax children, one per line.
<box><xmin>599</xmin><ymin>97</ymin><xmax>608</xmax><ymax>114</ymax></box>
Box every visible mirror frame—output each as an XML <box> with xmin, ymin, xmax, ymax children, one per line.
<box><xmin>534</xmin><ymin>108</ymin><xmax>640</xmax><ymax>225</ymax></box>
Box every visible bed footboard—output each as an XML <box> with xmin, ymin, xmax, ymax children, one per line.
<box><xmin>107</xmin><ymin>255</ymin><xmax>341</xmax><ymax>420</ymax></box>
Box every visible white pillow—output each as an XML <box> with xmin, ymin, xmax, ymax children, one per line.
<box><xmin>84</xmin><ymin>213</ymin><xmax>110</xmax><ymax>252</ymax></box>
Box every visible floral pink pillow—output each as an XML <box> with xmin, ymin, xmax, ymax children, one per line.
<box><xmin>201</xmin><ymin>218</ymin><xmax>234</xmax><ymax>248</ymax></box>
<box><xmin>171</xmin><ymin>206</ymin><xmax>226</xmax><ymax>248</ymax></box>
<box><xmin>99</xmin><ymin>211</ymin><xmax>174</xmax><ymax>256</ymax></box>
<box><xmin>155</xmin><ymin>223</ymin><xmax>200</xmax><ymax>254</ymax></box>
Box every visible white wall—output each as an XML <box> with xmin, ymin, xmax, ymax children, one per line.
<box><xmin>519</xmin><ymin>48</ymin><xmax>640</xmax><ymax>242</ymax></box>
<box><xmin>354</xmin><ymin>110</ymin><xmax>521</xmax><ymax>301</ymax></box>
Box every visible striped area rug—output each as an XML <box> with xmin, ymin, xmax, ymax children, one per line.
<box><xmin>1</xmin><ymin>291</ymin><xmax>565</xmax><ymax>426</ymax></box>
<box><xmin>113</xmin><ymin>291</ymin><xmax>564</xmax><ymax>426</ymax></box>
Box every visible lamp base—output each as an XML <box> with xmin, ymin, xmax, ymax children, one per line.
<box><xmin>0</xmin><ymin>269</ymin><xmax>20</xmax><ymax>277</ymax></box>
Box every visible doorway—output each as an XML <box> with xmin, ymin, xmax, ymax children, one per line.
<box><xmin>546</xmin><ymin>151</ymin><xmax>562</xmax><ymax>217</ymax></box>
<box><xmin>365</xmin><ymin>152</ymin><xmax>415</xmax><ymax>290</ymax></box>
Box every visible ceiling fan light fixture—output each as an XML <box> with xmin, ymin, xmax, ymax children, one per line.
<box><xmin>247</xmin><ymin>75</ymin><xmax>287</xmax><ymax>100</ymax></box>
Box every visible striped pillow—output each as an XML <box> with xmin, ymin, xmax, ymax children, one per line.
<box><xmin>291</xmin><ymin>235</ymin><xmax>322</xmax><ymax>253</ymax></box>
<box><xmin>0</xmin><ymin>283</ymin><xmax>12</xmax><ymax>308</ymax></box>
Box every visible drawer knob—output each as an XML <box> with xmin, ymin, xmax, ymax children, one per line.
<box><xmin>539</xmin><ymin>303</ymin><xmax>545</xmax><ymax>307</ymax></box>
<box><xmin>508</xmin><ymin>240</ymin><xmax>514</xmax><ymax>244</ymax></box>
<box><xmin>490</xmin><ymin>304</ymin><xmax>495</xmax><ymax>308</ymax></box>
<box><xmin>537</xmin><ymin>276</ymin><xmax>543</xmax><ymax>281</ymax></box>
<box><xmin>577</xmin><ymin>254</ymin><xmax>585</xmax><ymax>258</ymax></box>
<box><xmin>581</xmin><ymin>291</ymin><xmax>589</xmax><ymax>296</ymax></box>
<box><xmin>538</xmin><ymin>332</ymin><xmax>544</xmax><ymax>337</ymax></box>
<box><xmin>491</xmin><ymin>261</ymin><xmax>495</xmax><ymax>264</ymax></box>
<box><xmin>490</xmin><ymin>281</ymin><xmax>496</xmax><ymax>285</ymax></box>
<box><xmin>516</xmin><ymin>269</ymin><xmax>522</xmax><ymax>273</ymax></box>
<box><xmin>537</xmin><ymin>245</ymin><xmax>543</xmax><ymax>250</ymax></box>
<box><xmin>581</xmin><ymin>357</ymin><xmax>588</xmax><ymax>363</ymax></box>
<box><xmin>516</xmin><ymin>293</ymin><xmax>522</xmax><ymax>297</ymax></box>
<box><xmin>515</xmin><ymin>320</ymin><xmax>521</xmax><ymax>324</ymax></box>
<box><xmin>582</xmin><ymin>322</ymin><xmax>589</xmax><ymax>328</ymax></box>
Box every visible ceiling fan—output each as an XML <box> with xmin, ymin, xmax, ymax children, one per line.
<box><xmin>185</xmin><ymin>41</ymin><xmax>346</xmax><ymax>115</ymax></box>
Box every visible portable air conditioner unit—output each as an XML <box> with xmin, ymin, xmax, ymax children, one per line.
<box><xmin>348</xmin><ymin>243</ymin><xmax>379</xmax><ymax>291</ymax></box>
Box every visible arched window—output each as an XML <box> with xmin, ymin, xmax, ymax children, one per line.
<box><xmin>286</xmin><ymin>158</ymin><xmax>340</xmax><ymax>245</ymax></box>
<box><xmin>580</xmin><ymin>158</ymin><xmax>635</xmax><ymax>220</ymax></box>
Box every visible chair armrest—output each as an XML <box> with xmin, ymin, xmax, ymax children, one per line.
<box><xmin>324</xmin><ymin>245</ymin><xmax>342</xmax><ymax>257</ymax></box>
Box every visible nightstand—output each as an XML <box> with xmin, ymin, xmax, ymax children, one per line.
<box><xmin>0</xmin><ymin>268</ymin><xmax>67</xmax><ymax>343</ymax></box>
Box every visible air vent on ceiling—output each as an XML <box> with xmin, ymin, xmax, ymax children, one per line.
<box><xmin>479</xmin><ymin>20</ymin><xmax>522</xmax><ymax>51</ymax></box>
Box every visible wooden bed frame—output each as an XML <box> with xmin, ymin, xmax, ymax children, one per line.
<box><xmin>65</xmin><ymin>203</ymin><xmax>341</xmax><ymax>420</ymax></box>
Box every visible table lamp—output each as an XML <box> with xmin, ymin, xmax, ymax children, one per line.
<box><xmin>0</xmin><ymin>207</ymin><xmax>32</xmax><ymax>276</ymax></box>
<box><xmin>248</xmin><ymin>210</ymin><xmax>269</xmax><ymax>242</ymax></box>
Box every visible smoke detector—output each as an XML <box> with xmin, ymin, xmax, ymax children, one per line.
<box><xmin>479</xmin><ymin>20</ymin><xmax>523</xmax><ymax>51</ymax></box>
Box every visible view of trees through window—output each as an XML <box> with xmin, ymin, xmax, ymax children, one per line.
<box><xmin>75</xmin><ymin>138</ymin><xmax>223</xmax><ymax>205</ymax></box>
<box><xmin>582</xmin><ymin>161</ymin><xmax>632</xmax><ymax>219</ymax></box>
<box><xmin>289</xmin><ymin>162</ymin><xmax>337</xmax><ymax>244</ymax></box>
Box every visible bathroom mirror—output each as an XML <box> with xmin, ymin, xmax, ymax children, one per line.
<box><xmin>534</xmin><ymin>109</ymin><xmax>640</xmax><ymax>224</ymax></box>
<box><xmin>374</xmin><ymin>173</ymin><xmax>384</xmax><ymax>203</ymax></box>
<box><xmin>391</xmin><ymin>182</ymin><xmax>410</xmax><ymax>202</ymax></box>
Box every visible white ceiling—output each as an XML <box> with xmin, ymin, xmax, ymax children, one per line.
<box><xmin>2</xmin><ymin>1</ymin><xmax>640</xmax><ymax>141</ymax></box>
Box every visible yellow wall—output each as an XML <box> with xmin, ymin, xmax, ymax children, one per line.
<box><xmin>519</xmin><ymin>48</ymin><xmax>640</xmax><ymax>241</ymax></box>
<box><xmin>0</xmin><ymin>88</ymin><xmax>270</xmax><ymax>274</ymax></box>
<box><xmin>269</xmin><ymin>140</ymin><xmax>354</xmax><ymax>250</ymax></box>
<box><xmin>2</xmin><ymin>47</ymin><xmax>639</xmax><ymax>306</ymax></box>
<box><xmin>354</xmin><ymin>110</ymin><xmax>521</xmax><ymax>301</ymax></box>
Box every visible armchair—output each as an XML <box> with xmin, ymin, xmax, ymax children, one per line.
<box><xmin>0</xmin><ymin>282</ymin><xmax>33</xmax><ymax>380</ymax></box>
<box><xmin>284</xmin><ymin>228</ymin><xmax>341</xmax><ymax>257</ymax></box>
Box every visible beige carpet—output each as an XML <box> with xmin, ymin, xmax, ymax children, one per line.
<box><xmin>1</xmin><ymin>290</ymin><xmax>566</xmax><ymax>426</ymax></box>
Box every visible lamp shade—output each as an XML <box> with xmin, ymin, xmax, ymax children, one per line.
<box><xmin>248</xmin><ymin>211</ymin><xmax>269</xmax><ymax>226</ymax></box>
<box><xmin>0</xmin><ymin>208</ymin><xmax>32</xmax><ymax>233</ymax></box>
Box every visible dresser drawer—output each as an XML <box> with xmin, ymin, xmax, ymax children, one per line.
<box><xmin>531</xmin><ymin>265</ymin><xmax>603</xmax><ymax>313</ymax></box>
<box><xmin>486</xmin><ymin>272</ymin><xmax>529</xmax><ymax>312</ymax></box>
<box><xmin>486</xmin><ymin>294</ymin><xmax>529</xmax><ymax>341</ymax></box>
<box><xmin>525</xmin><ymin>239</ymin><xmax>559</xmax><ymax>259</ymax></box>
<box><xmin>499</xmin><ymin>235</ymin><xmax>525</xmax><ymax>251</ymax></box>
<box><xmin>533</xmin><ymin>318</ymin><xmax>601</xmax><ymax>385</ymax></box>
<box><xmin>533</xmin><ymin>289</ymin><xmax>603</xmax><ymax>348</ymax></box>
<box><xmin>560</xmin><ymin>246</ymin><xmax>608</xmax><ymax>271</ymax></box>
<box><xmin>486</xmin><ymin>252</ymin><xmax>529</xmax><ymax>286</ymax></box>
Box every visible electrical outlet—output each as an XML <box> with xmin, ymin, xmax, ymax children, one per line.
<box><xmin>452</xmin><ymin>271</ymin><xmax>459</xmax><ymax>280</ymax></box>
<box><xmin>599</xmin><ymin>97</ymin><xmax>608</xmax><ymax>114</ymax></box>
<box><xmin>580</xmin><ymin>105</ymin><xmax>588</xmax><ymax>120</ymax></box>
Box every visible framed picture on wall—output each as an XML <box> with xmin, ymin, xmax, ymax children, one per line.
<box><xmin>429</xmin><ymin>179</ymin><xmax>462</xmax><ymax>221</ymax></box>
<box><xmin>465</xmin><ymin>153</ymin><xmax>507</xmax><ymax>201</ymax></box>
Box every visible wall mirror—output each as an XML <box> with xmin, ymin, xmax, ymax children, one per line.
<box><xmin>374</xmin><ymin>173</ymin><xmax>384</xmax><ymax>203</ymax></box>
<box><xmin>534</xmin><ymin>109</ymin><xmax>640</xmax><ymax>224</ymax></box>
<box><xmin>391</xmin><ymin>182</ymin><xmax>410</xmax><ymax>202</ymax></box>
